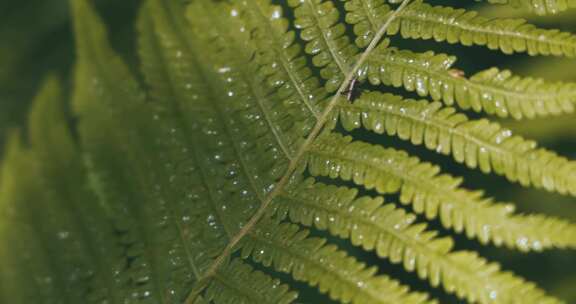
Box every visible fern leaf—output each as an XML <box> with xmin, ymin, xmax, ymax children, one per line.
<box><xmin>221</xmin><ymin>0</ymin><xmax>330</xmax><ymax>148</ymax></box>
<box><xmin>209</xmin><ymin>1</ymin><xmax>307</xmax><ymax>158</ymax></box>
<box><xmin>306</xmin><ymin>133</ymin><xmax>576</xmax><ymax>251</ymax></box>
<box><xmin>187</xmin><ymin>0</ymin><xmax>311</xmax><ymax>160</ymax></box>
<box><xmin>0</xmin><ymin>137</ymin><xmax>69</xmax><ymax>304</ymax></box>
<box><xmin>73</xmin><ymin>0</ymin><xmax>232</xmax><ymax>301</ymax></box>
<box><xmin>0</xmin><ymin>219</ymin><xmax>49</xmax><ymax>304</ymax></box>
<box><xmin>344</xmin><ymin>0</ymin><xmax>576</xmax><ymax>57</ymax></box>
<box><xmin>28</xmin><ymin>76</ymin><xmax>129</xmax><ymax>303</ymax></box>
<box><xmin>139</xmin><ymin>0</ymin><xmax>267</xmax><ymax>235</ymax></box>
<box><xmin>0</xmin><ymin>78</ymin><xmax>126</xmax><ymax>303</ymax></box>
<box><xmin>242</xmin><ymin>219</ymin><xmax>435</xmax><ymax>304</ymax></box>
<box><xmin>483</xmin><ymin>0</ymin><xmax>576</xmax><ymax>16</ymax></box>
<box><xmin>290</xmin><ymin>0</ymin><xmax>360</xmax><ymax>91</ymax></box>
<box><xmin>272</xmin><ymin>178</ymin><xmax>562</xmax><ymax>303</ymax></box>
<box><xmin>203</xmin><ymin>259</ymin><xmax>298</xmax><ymax>304</ymax></box>
<box><xmin>358</xmin><ymin>43</ymin><xmax>576</xmax><ymax>119</ymax></box>
<box><xmin>237</xmin><ymin>0</ymin><xmax>326</xmax><ymax>118</ymax></box>
<box><xmin>141</xmin><ymin>0</ymin><xmax>319</xmax><ymax>299</ymax></box>
<box><xmin>3</xmin><ymin>0</ymin><xmax>575</xmax><ymax>303</ymax></box>
<box><xmin>342</xmin><ymin>0</ymin><xmax>391</xmax><ymax>48</ymax></box>
<box><xmin>335</xmin><ymin>92</ymin><xmax>576</xmax><ymax>195</ymax></box>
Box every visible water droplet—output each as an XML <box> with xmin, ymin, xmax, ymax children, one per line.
<box><xmin>218</xmin><ymin>66</ymin><xmax>231</xmax><ymax>74</ymax></box>
<box><xmin>271</xmin><ymin>9</ymin><xmax>281</xmax><ymax>19</ymax></box>
<box><xmin>489</xmin><ymin>290</ymin><xmax>498</xmax><ymax>299</ymax></box>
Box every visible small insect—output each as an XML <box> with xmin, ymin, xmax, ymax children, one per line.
<box><xmin>341</xmin><ymin>77</ymin><xmax>359</xmax><ymax>102</ymax></box>
<box><xmin>448</xmin><ymin>69</ymin><xmax>465</xmax><ymax>78</ymax></box>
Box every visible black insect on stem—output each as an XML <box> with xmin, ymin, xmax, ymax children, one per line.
<box><xmin>341</xmin><ymin>76</ymin><xmax>359</xmax><ymax>102</ymax></box>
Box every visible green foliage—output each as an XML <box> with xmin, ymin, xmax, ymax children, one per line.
<box><xmin>0</xmin><ymin>0</ymin><xmax>575</xmax><ymax>303</ymax></box>
<box><xmin>358</xmin><ymin>41</ymin><xmax>576</xmax><ymax>119</ymax></box>
<box><xmin>335</xmin><ymin>92</ymin><xmax>576</xmax><ymax>195</ymax></box>
<box><xmin>347</xmin><ymin>0</ymin><xmax>576</xmax><ymax>56</ymax></box>
<box><xmin>308</xmin><ymin>133</ymin><xmax>576</xmax><ymax>250</ymax></box>
<box><xmin>481</xmin><ymin>0</ymin><xmax>576</xmax><ymax>16</ymax></box>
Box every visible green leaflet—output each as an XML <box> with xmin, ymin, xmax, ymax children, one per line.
<box><xmin>336</xmin><ymin>92</ymin><xmax>576</xmax><ymax>196</ymax></box>
<box><xmin>358</xmin><ymin>42</ymin><xmax>576</xmax><ymax>119</ymax></box>
<box><xmin>272</xmin><ymin>178</ymin><xmax>563</xmax><ymax>303</ymax></box>
<box><xmin>241</xmin><ymin>219</ymin><xmax>435</xmax><ymax>304</ymax></box>
<box><xmin>290</xmin><ymin>0</ymin><xmax>359</xmax><ymax>91</ymax></box>
<box><xmin>203</xmin><ymin>259</ymin><xmax>298</xmax><ymax>304</ymax></box>
<box><xmin>0</xmin><ymin>76</ymin><xmax>127</xmax><ymax>303</ymax></box>
<box><xmin>0</xmin><ymin>137</ymin><xmax>74</xmax><ymax>304</ymax></box>
<box><xmin>75</xmin><ymin>0</ymin><xmax>301</xmax><ymax>302</ymax></box>
<box><xmin>307</xmin><ymin>133</ymin><xmax>576</xmax><ymax>251</ymax></box>
<box><xmin>482</xmin><ymin>0</ymin><xmax>576</xmax><ymax>16</ymax></box>
<box><xmin>72</xmin><ymin>0</ymin><xmax>210</xmax><ymax>301</ymax></box>
<box><xmin>236</xmin><ymin>0</ymin><xmax>326</xmax><ymax>119</ymax></box>
<box><xmin>1</xmin><ymin>0</ymin><xmax>575</xmax><ymax>303</ymax></box>
<box><xmin>345</xmin><ymin>0</ymin><xmax>576</xmax><ymax>56</ymax></box>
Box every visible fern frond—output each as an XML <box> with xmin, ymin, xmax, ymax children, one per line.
<box><xmin>184</xmin><ymin>0</ymin><xmax>411</xmax><ymax>299</ymax></box>
<box><xmin>358</xmin><ymin>43</ymin><xmax>576</xmax><ymax>119</ymax></box>
<box><xmin>344</xmin><ymin>0</ymin><xmax>576</xmax><ymax>57</ymax></box>
<box><xmin>3</xmin><ymin>0</ymin><xmax>575</xmax><ymax>303</ymax></box>
<box><xmin>306</xmin><ymin>133</ymin><xmax>576</xmax><ymax>250</ymax></box>
<box><xmin>212</xmin><ymin>1</ymin><xmax>313</xmax><ymax>158</ymax></box>
<box><xmin>0</xmin><ymin>137</ymin><xmax>67</xmax><ymax>304</ymax></box>
<box><xmin>188</xmin><ymin>0</ymin><xmax>312</xmax><ymax>161</ymax></box>
<box><xmin>242</xmin><ymin>219</ymin><xmax>435</xmax><ymax>304</ymax></box>
<box><xmin>26</xmin><ymin>76</ymin><xmax>129</xmax><ymax>303</ymax></box>
<box><xmin>143</xmin><ymin>0</ymin><xmax>312</xmax><ymax>254</ymax></box>
<box><xmin>73</xmin><ymin>1</ymin><xmax>233</xmax><ymax>301</ymax></box>
<box><xmin>0</xmin><ymin>219</ymin><xmax>50</xmax><ymax>304</ymax></box>
<box><xmin>272</xmin><ymin>178</ymin><xmax>563</xmax><ymax>303</ymax></box>
<box><xmin>0</xmin><ymin>78</ymin><xmax>125</xmax><ymax>303</ymax></box>
<box><xmin>335</xmin><ymin>92</ymin><xmax>576</xmax><ymax>195</ymax></box>
<box><xmin>141</xmin><ymin>0</ymin><xmax>273</xmax><ymax>202</ymax></box>
<box><xmin>290</xmin><ymin>0</ymin><xmax>360</xmax><ymax>91</ymax></box>
<box><xmin>141</xmin><ymin>1</ymin><xmax>329</xmax><ymax>300</ymax></box>
<box><xmin>237</xmin><ymin>0</ymin><xmax>326</xmax><ymax>118</ymax></box>
<box><xmin>342</xmin><ymin>0</ymin><xmax>391</xmax><ymax>48</ymax></box>
<box><xmin>203</xmin><ymin>259</ymin><xmax>297</xmax><ymax>304</ymax></box>
<box><xmin>483</xmin><ymin>0</ymin><xmax>576</xmax><ymax>16</ymax></box>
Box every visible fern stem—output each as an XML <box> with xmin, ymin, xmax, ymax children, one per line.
<box><xmin>183</xmin><ymin>0</ymin><xmax>413</xmax><ymax>302</ymax></box>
